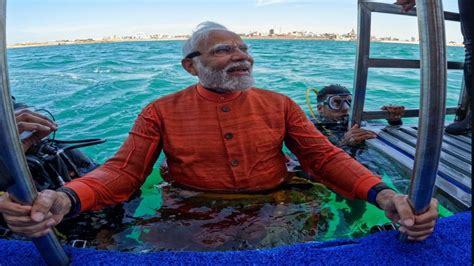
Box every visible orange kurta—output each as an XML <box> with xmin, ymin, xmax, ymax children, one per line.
<box><xmin>65</xmin><ymin>84</ymin><xmax>382</xmax><ymax>211</ymax></box>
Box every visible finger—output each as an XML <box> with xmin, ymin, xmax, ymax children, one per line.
<box><xmin>351</xmin><ymin>131</ymin><xmax>377</xmax><ymax>139</ymax></box>
<box><xmin>414</xmin><ymin>199</ymin><xmax>438</xmax><ymax>224</ymax></box>
<box><xmin>404</xmin><ymin>220</ymin><xmax>436</xmax><ymax>231</ymax></box>
<box><xmin>381</xmin><ymin>106</ymin><xmax>387</xmax><ymax>110</ymax></box>
<box><xmin>351</xmin><ymin>124</ymin><xmax>359</xmax><ymax>129</ymax></box>
<box><xmin>351</xmin><ymin>134</ymin><xmax>375</xmax><ymax>142</ymax></box>
<box><xmin>349</xmin><ymin>128</ymin><xmax>374</xmax><ymax>136</ymax></box>
<box><xmin>392</xmin><ymin>195</ymin><xmax>415</xmax><ymax>227</ymax></box>
<box><xmin>399</xmin><ymin>226</ymin><xmax>434</xmax><ymax>238</ymax></box>
<box><xmin>394</xmin><ymin>0</ymin><xmax>409</xmax><ymax>5</ymax></box>
<box><xmin>4</xmin><ymin>212</ymin><xmax>53</xmax><ymax>227</ymax></box>
<box><xmin>404</xmin><ymin>2</ymin><xmax>416</xmax><ymax>12</ymax></box>
<box><xmin>17</xmin><ymin>122</ymin><xmax>52</xmax><ymax>134</ymax></box>
<box><xmin>30</xmin><ymin>190</ymin><xmax>57</xmax><ymax>222</ymax></box>
<box><xmin>407</xmin><ymin>235</ymin><xmax>431</xmax><ymax>241</ymax></box>
<box><xmin>0</xmin><ymin>194</ymin><xmax>32</xmax><ymax>216</ymax></box>
<box><xmin>15</xmin><ymin>109</ymin><xmax>53</xmax><ymax>124</ymax></box>
<box><xmin>28</xmin><ymin>228</ymin><xmax>53</xmax><ymax>238</ymax></box>
<box><xmin>15</xmin><ymin>112</ymin><xmax>57</xmax><ymax>131</ymax></box>
<box><xmin>8</xmin><ymin>217</ymin><xmax>56</xmax><ymax>237</ymax></box>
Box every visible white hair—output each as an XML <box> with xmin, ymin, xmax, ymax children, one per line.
<box><xmin>182</xmin><ymin>21</ymin><xmax>229</xmax><ymax>58</ymax></box>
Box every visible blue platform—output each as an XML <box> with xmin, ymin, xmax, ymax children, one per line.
<box><xmin>0</xmin><ymin>211</ymin><xmax>471</xmax><ymax>265</ymax></box>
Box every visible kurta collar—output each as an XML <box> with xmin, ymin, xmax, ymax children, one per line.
<box><xmin>196</xmin><ymin>83</ymin><xmax>245</xmax><ymax>103</ymax></box>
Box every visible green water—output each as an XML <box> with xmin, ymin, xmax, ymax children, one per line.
<box><xmin>7</xmin><ymin>40</ymin><xmax>463</xmax><ymax>251</ymax></box>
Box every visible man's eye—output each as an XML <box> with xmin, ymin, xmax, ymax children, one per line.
<box><xmin>333</xmin><ymin>99</ymin><xmax>342</xmax><ymax>105</ymax></box>
<box><xmin>239</xmin><ymin>46</ymin><xmax>249</xmax><ymax>53</ymax></box>
<box><xmin>214</xmin><ymin>46</ymin><xmax>232</xmax><ymax>55</ymax></box>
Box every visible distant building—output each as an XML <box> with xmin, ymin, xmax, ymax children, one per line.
<box><xmin>269</xmin><ymin>29</ymin><xmax>275</xmax><ymax>35</ymax></box>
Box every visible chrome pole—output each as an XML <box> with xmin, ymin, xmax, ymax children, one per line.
<box><xmin>401</xmin><ymin>0</ymin><xmax>447</xmax><ymax>240</ymax></box>
<box><xmin>0</xmin><ymin>0</ymin><xmax>69</xmax><ymax>264</ymax></box>
<box><xmin>351</xmin><ymin>0</ymin><xmax>372</xmax><ymax>128</ymax></box>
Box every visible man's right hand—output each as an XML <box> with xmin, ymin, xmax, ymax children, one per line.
<box><xmin>341</xmin><ymin>124</ymin><xmax>377</xmax><ymax>146</ymax></box>
<box><xmin>0</xmin><ymin>190</ymin><xmax>71</xmax><ymax>238</ymax></box>
<box><xmin>15</xmin><ymin>109</ymin><xmax>58</xmax><ymax>151</ymax></box>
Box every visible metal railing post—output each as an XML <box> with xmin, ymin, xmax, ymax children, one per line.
<box><xmin>0</xmin><ymin>0</ymin><xmax>69</xmax><ymax>264</ymax></box>
<box><xmin>351</xmin><ymin>0</ymin><xmax>372</xmax><ymax>128</ymax></box>
<box><xmin>402</xmin><ymin>0</ymin><xmax>447</xmax><ymax>240</ymax></box>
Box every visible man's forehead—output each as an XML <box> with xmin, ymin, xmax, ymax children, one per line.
<box><xmin>199</xmin><ymin>30</ymin><xmax>244</xmax><ymax>49</ymax></box>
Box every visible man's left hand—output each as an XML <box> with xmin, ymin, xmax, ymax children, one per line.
<box><xmin>341</xmin><ymin>124</ymin><xmax>377</xmax><ymax>146</ymax></box>
<box><xmin>376</xmin><ymin>189</ymin><xmax>438</xmax><ymax>241</ymax></box>
<box><xmin>381</xmin><ymin>105</ymin><xmax>405</xmax><ymax>124</ymax></box>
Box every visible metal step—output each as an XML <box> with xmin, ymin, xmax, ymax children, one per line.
<box><xmin>384</xmin><ymin>127</ymin><xmax>472</xmax><ymax>165</ymax></box>
<box><xmin>362</xmin><ymin>107</ymin><xmax>458</xmax><ymax>120</ymax></box>
<box><xmin>366</xmin><ymin>125</ymin><xmax>472</xmax><ymax>209</ymax></box>
<box><xmin>368</xmin><ymin>58</ymin><xmax>463</xmax><ymax>70</ymax></box>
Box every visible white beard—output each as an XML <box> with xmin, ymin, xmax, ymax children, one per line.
<box><xmin>195</xmin><ymin>60</ymin><xmax>255</xmax><ymax>92</ymax></box>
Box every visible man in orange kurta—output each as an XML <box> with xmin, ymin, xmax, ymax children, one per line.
<box><xmin>0</xmin><ymin>22</ymin><xmax>438</xmax><ymax>242</ymax></box>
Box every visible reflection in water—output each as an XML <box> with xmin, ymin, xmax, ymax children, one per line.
<box><xmin>110</xmin><ymin>177</ymin><xmax>334</xmax><ymax>251</ymax></box>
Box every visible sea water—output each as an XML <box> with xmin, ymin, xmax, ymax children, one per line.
<box><xmin>7</xmin><ymin>40</ymin><xmax>465</xmax><ymax>251</ymax></box>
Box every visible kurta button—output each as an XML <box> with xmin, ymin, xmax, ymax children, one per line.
<box><xmin>224</xmin><ymin>133</ymin><xmax>234</xmax><ymax>139</ymax></box>
<box><xmin>221</xmin><ymin>106</ymin><xmax>231</xmax><ymax>112</ymax></box>
<box><xmin>230</xmin><ymin>159</ymin><xmax>240</xmax><ymax>166</ymax></box>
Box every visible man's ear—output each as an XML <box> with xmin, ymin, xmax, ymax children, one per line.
<box><xmin>181</xmin><ymin>58</ymin><xmax>198</xmax><ymax>76</ymax></box>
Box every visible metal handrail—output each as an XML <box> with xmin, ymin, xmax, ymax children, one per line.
<box><xmin>351</xmin><ymin>1</ymin><xmax>463</xmax><ymax>127</ymax></box>
<box><xmin>362</xmin><ymin>0</ymin><xmax>460</xmax><ymax>21</ymax></box>
<box><xmin>362</xmin><ymin>107</ymin><xmax>457</xmax><ymax>121</ymax></box>
<box><xmin>0</xmin><ymin>0</ymin><xmax>69</xmax><ymax>264</ymax></box>
<box><xmin>407</xmin><ymin>0</ymin><xmax>447</xmax><ymax>214</ymax></box>
<box><xmin>368</xmin><ymin>58</ymin><xmax>463</xmax><ymax>70</ymax></box>
<box><xmin>353</xmin><ymin>0</ymin><xmax>449</xmax><ymax>242</ymax></box>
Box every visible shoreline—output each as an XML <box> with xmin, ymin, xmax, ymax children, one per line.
<box><xmin>7</xmin><ymin>37</ymin><xmax>463</xmax><ymax>49</ymax></box>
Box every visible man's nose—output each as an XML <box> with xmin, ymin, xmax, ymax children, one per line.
<box><xmin>231</xmin><ymin>48</ymin><xmax>253</xmax><ymax>62</ymax></box>
<box><xmin>341</xmin><ymin>101</ymin><xmax>350</xmax><ymax>111</ymax></box>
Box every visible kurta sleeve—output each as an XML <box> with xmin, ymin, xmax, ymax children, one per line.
<box><xmin>283</xmin><ymin>97</ymin><xmax>381</xmax><ymax>200</ymax></box>
<box><xmin>65</xmin><ymin>103</ymin><xmax>163</xmax><ymax>211</ymax></box>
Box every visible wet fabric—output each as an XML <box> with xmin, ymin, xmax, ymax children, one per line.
<box><xmin>65</xmin><ymin>84</ymin><xmax>381</xmax><ymax>212</ymax></box>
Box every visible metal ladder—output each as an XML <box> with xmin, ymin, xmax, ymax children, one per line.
<box><xmin>351</xmin><ymin>0</ymin><xmax>465</xmax><ymax>124</ymax></box>
<box><xmin>351</xmin><ymin>0</ymin><xmax>471</xmax><ymax>213</ymax></box>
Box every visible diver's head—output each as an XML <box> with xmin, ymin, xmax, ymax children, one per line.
<box><xmin>316</xmin><ymin>84</ymin><xmax>352</xmax><ymax>121</ymax></box>
<box><xmin>181</xmin><ymin>22</ymin><xmax>254</xmax><ymax>92</ymax></box>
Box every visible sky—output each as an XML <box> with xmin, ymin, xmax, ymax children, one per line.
<box><xmin>6</xmin><ymin>0</ymin><xmax>463</xmax><ymax>45</ymax></box>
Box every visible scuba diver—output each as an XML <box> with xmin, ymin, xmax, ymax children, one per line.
<box><xmin>310</xmin><ymin>84</ymin><xmax>405</xmax><ymax>147</ymax></box>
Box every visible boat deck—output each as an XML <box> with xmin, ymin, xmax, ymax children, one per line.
<box><xmin>366</xmin><ymin>124</ymin><xmax>472</xmax><ymax>210</ymax></box>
